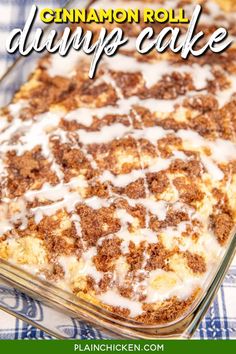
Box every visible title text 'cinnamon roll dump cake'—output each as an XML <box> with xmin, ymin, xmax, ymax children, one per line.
<box><xmin>0</xmin><ymin>0</ymin><xmax>236</xmax><ymax>324</ymax></box>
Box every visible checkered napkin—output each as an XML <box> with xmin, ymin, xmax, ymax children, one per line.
<box><xmin>0</xmin><ymin>0</ymin><xmax>235</xmax><ymax>340</ymax></box>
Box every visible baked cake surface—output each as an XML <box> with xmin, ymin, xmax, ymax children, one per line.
<box><xmin>0</xmin><ymin>0</ymin><xmax>236</xmax><ymax>324</ymax></box>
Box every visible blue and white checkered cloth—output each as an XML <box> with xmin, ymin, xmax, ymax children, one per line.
<box><xmin>0</xmin><ymin>0</ymin><xmax>235</xmax><ymax>340</ymax></box>
<box><xmin>0</xmin><ymin>265</ymin><xmax>235</xmax><ymax>340</ymax></box>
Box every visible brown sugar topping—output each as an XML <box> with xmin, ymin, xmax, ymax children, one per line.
<box><xmin>183</xmin><ymin>94</ymin><xmax>219</xmax><ymax>113</ymax></box>
<box><xmin>18</xmin><ymin>74</ymin><xmax>75</xmax><ymax>119</ymax></box>
<box><xmin>52</xmin><ymin>140</ymin><xmax>96</xmax><ymax>182</ymax></box>
<box><xmin>86</xmin><ymin>181</ymin><xmax>110</xmax><ymax>198</ymax></box>
<box><xmin>6</xmin><ymin>147</ymin><xmax>58</xmax><ymax>198</ymax></box>
<box><xmin>126</xmin><ymin>241</ymin><xmax>146</xmax><ymax>271</ymax></box>
<box><xmin>149</xmin><ymin>207</ymin><xmax>190</xmax><ymax>232</ymax></box>
<box><xmin>98</xmin><ymin>273</ymin><xmax>113</xmax><ymax>292</ymax></box>
<box><xmin>137</xmin><ymin>289</ymin><xmax>200</xmax><ymax>324</ymax></box>
<box><xmin>93</xmin><ymin>237</ymin><xmax>121</xmax><ymax>272</ymax></box>
<box><xmin>76</xmin><ymin>204</ymin><xmax>121</xmax><ymax>246</ymax></box>
<box><xmin>113</xmin><ymin>198</ymin><xmax>146</xmax><ymax>228</ymax></box>
<box><xmin>111</xmin><ymin>71</ymin><xmax>144</xmax><ymax>98</ymax></box>
<box><xmin>173</xmin><ymin>177</ymin><xmax>204</xmax><ymax>204</ymax></box>
<box><xmin>145</xmin><ymin>242</ymin><xmax>172</xmax><ymax>271</ymax></box>
<box><xmin>157</xmin><ymin>135</ymin><xmax>183</xmax><ymax>158</ymax></box>
<box><xmin>113</xmin><ymin>178</ymin><xmax>146</xmax><ymax>199</ymax></box>
<box><xmin>88</xmin><ymin>136</ymin><xmax>141</xmax><ymax>175</ymax></box>
<box><xmin>141</xmin><ymin>72</ymin><xmax>195</xmax><ymax>100</ymax></box>
<box><xmin>60</xmin><ymin>114</ymin><xmax>130</xmax><ymax>133</ymax></box>
<box><xmin>190</xmin><ymin>114</ymin><xmax>218</xmax><ymax>139</ymax></box>
<box><xmin>210</xmin><ymin>213</ymin><xmax>234</xmax><ymax>245</ymax></box>
<box><xmin>36</xmin><ymin>214</ymin><xmax>83</xmax><ymax>260</ymax></box>
<box><xmin>44</xmin><ymin>263</ymin><xmax>65</xmax><ymax>281</ymax></box>
<box><xmin>118</xmin><ymin>285</ymin><xmax>134</xmax><ymax>299</ymax></box>
<box><xmin>146</xmin><ymin>171</ymin><xmax>170</xmax><ymax>195</ymax></box>
<box><xmin>185</xmin><ymin>251</ymin><xmax>207</xmax><ymax>274</ymax></box>
<box><xmin>169</xmin><ymin>159</ymin><xmax>203</xmax><ymax>178</ymax></box>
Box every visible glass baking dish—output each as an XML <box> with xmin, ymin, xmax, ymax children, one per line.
<box><xmin>0</xmin><ymin>0</ymin><xmax>236</xmax><ymax>339</ymax></box>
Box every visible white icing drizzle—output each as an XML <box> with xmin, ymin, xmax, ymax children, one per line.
<box><xmin>217</xmin><ymin>75</ymin><xmax>236</xmax><ymax>108</ymax></box>
<box><xmin>99</xmin><ymin>155</ymin><xmax>174</xmax><ymax>187</ymax></box>
<box><xmin>80</xmin><ymin>247</ymin><xmax>103</xmax><ymax>282</ymax></box>
<box><xmin>177</xmin><ymin>129</ymin><xmax>236</xmax><ymax>163</ymax></box>
<box><xmin>0</xmin><ymin>199</ymin><xmax>28</xmax><ymax>234</ymax></box>
<box><xmin>47</xmin><ymin>50</ymin><xmax>87</xmax><ymax>78</ymax></box>
<box><xmin>137</xmin><ymin>199</ymin><xmax>167</xmax><ymax>221</ymax></box>
<box><xmin>48</xmin><ymin>50</ymin><xmax>214</xmax><ymax>91</ymax></box>
<box><xmin>59</xmin><ymin>251</ymin><xmax>103</xmax><ymax>284</ymax></box>
<box><xmin>65</xmin><ymin>95</ymin><xmax>179</xmax><ymax>129</ymax></box>
<box><xmin>78</xmin><ymin>123</ymin><xmax>132</xmax><ymax>144</ymax></box>
<box><xmin>104</xmin><ymin>54</ymin><xmax>214</xmax><ymax>90</ymax></box>
<box><xmin>145</xmin><ymin>269</ymin><xmax>205</xmax><ymax>303</ymax></box>
<box><xmin>8</xmin><ymin>101</ymin><xmax>28</xmax><ymax>119</ymax></box>
<box><xmin>201</xmin><ymin>155</ymin><xmax>224</xmax><ymax>181</ymax></box>
<box><xmin>0</xmin><ymin>110</ymin><xmax>62</xmax><ymax>156</ymax></box>
<box><xmin>117</xmin><ymin>227</ymin><xmax>158</xmax><ymax>245</ymax></box>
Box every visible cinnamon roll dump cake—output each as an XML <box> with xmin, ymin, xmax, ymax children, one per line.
<box><xmin>0</xmin><ymin>0</ymin><xmax>236</xmax><ymax>324</ymax></box>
